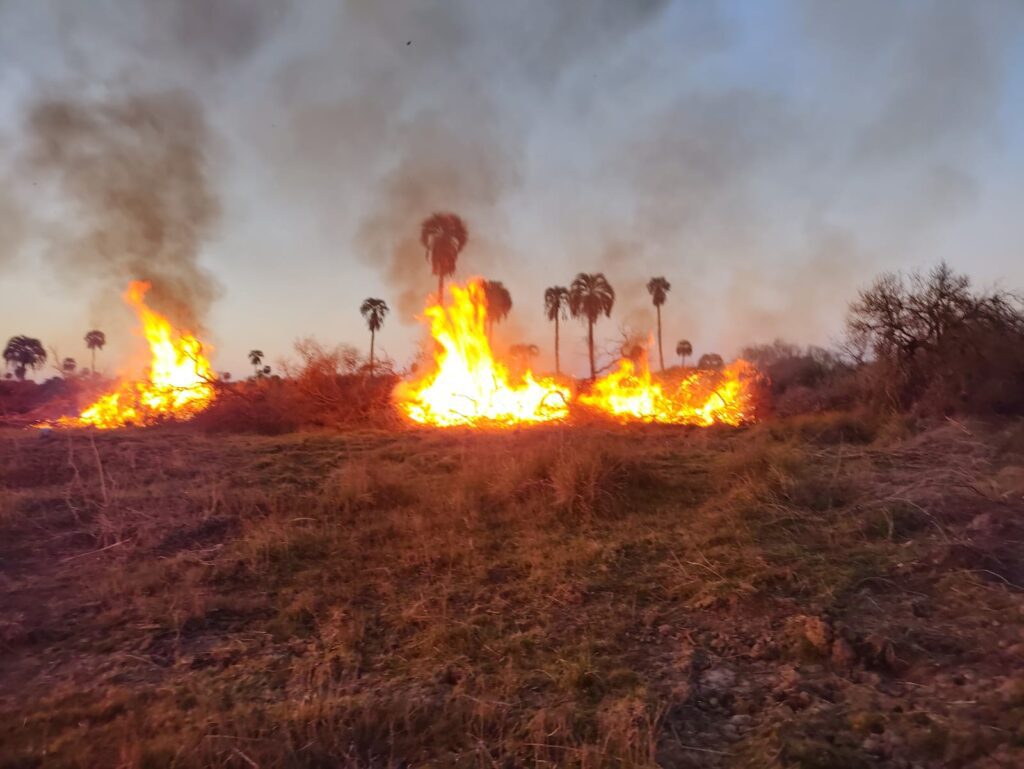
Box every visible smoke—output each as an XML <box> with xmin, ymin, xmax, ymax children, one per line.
<box><xmin>327</xmin><ymin>0</ymin><xmax>676</xmax><ymax>323</ymax></box>
<box><xmin>585</xmin><ymin>0</ymin><xmax>1024</xmax><ymax>357</ymax></box>
<box><xmin>0</xmin><ymin>188</ymin><xmax>24</xmax><ymax>268</ymax></box>
<box><xmin>355</xmin><ymin>112</ymin><xmax>518</xmax><ymax>319</ymax></box>
<box><xmin>25</xmin><ymin>90</ymin><xmax>220</xmax><ymax>330</ymax></box>
<box><xmin>2</xmin><ymin>1</ymin><xmax>1022</xmax><ymax>372</ymax></box>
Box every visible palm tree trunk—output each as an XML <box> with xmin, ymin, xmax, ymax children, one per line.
<box><xmin>91</xmin><ymin>347</ymin><xmax>96</xmax><ymax>375</ymax></box>
<box><xmin>369</xmin><ymin>328</ymin><xmax>376</xmax><ymax>376</ymax></box>
<box><xmin>588</xmin><ymin>320</ymin><xmax>595</xmax><ymax>380</ymax></box>
<box><xmin>554</xmin><ymin>314</ymin><xmax>561</xmax><ymax>376</ymax></box>
<box><xmin>656</xmin><ymin>305</ymin><xmax>664</xmax><ymax>372</ymax></box>
<box><xmin>438</xmin><ymin>273</ymin><xmax>444</xmax><ymax>305</ymax></box>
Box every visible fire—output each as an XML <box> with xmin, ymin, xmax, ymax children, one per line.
<box><xmin>394</xmin><ymin>280</ymin><xmax>570</xmax><ymax>426</ymax></box>
<box><xmin>581</xmin><ymin>356</ymin><xmax>757</xmax><ymax>426</ymax></box>
<box><xmin>58</xmin><ymin>281</ymin><xmax>216</xmax><ymax>429</ymax></box>
<box><xmin>394</xmin><ymin>279</ymin><xmax>759</xmax><ymax>428</ymax></box>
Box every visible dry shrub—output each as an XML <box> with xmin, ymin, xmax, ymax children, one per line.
<box><xmin>596</xmin><ymin>696</ymin><xmax>661</xmax><ymax>762</ymax></box>
<box><xmin>847</xmin><ymin>263</ymin><xmax>1024</xmax><ymax>416</ymax></box>
<box><xmin>316</xmin><ymin>431</ymin><xmax>644</xmax><ymax>527</ymax></box>
<box><xmin>194</xmin><ymin>380</ymin><xmax>301</xmax><ymax>434</ymax></box>
<box><xmin>766</xmin><ymin>410</ymin><xmax>880</xmax><ymax>445</ymax></box>
<box><xmin>196</xmin><ymin>339</ymin><xmax>399</xmax><ymax>433</ymax></box>
<box><xmin>459</xmin><ymin>432</ymin><xmax>640</xmax><ymax>521</ymax></box>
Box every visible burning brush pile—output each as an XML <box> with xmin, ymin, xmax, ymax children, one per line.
<box><xmin>394</xmin><ymin>279</ymin><xmax>759</xmax><ymax>428</ymax></box>
<box><xmin>43</xmin><ymin>278</ymin><xmax>758</xmax><ymax>432</ymax></box>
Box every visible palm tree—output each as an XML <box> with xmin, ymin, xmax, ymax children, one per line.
<box><xmin>698</xmin><ymin>353</ymin><xmax>724</xmax><ymax>370</ymax></box>
<box><xmin>360</xmin><ymin>298</ymin><xmax>389</xmax><ymax>375</ymax></box>
<box><xmin>569</xmin><ymin>273</ymin><xmax>616</xmax><ymax>380</ymax></box>
<box><xmin>646</xmin><ymin>277</ymin><xmax>671</xmax><ymax>372</ymax></box>
<box><xmin>509</xmin><ymin>343</ymin><xmax>539</xmax><ymax>371</ymax></box>
<box><xmin>544</xmin><ymin>286</ymin><xmax>570</xmax><ymax>376</ymax></box>
<box><xmin>420</xmin><ymin>212</ymin><xmax>468</xmax><ymax>302</ymax></box>
<box><xmin>248</xmin><ymin>350</ymin><xmax>264</xmax><ymax>377</ymax></box>
<box><xmin>481</xmin><ymin>280</ymin><xmax>512</xmax><ymax>343</ymax></box>
<box><xmin>676</xmin><ymin>339</ymin><xmax>692</xmax><ymax>367</ymax></box>
<box><xmin>3</xmin><ymin>336</ymin><xmax>47</xmax><ymax>381</ymax></box>
<box><xmin>62</xmin><ymin>357</ymin><xmax>77</xmax><ymax>376</ymax></box>
<box><xmin>84</xmin><ymin>329</ymin><xmax>105</xmax><ymax>374</ymax></box>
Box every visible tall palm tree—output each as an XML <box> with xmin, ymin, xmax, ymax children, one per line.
<box><xmin>360</xmin><ymin>297</ymin><xmax>389</xmax><ymax>375</ymax></box>
<box><xmin>544</xmin><ymin>286</ymin><xmax>570</xmax><ymax>376</ymax></box>
<box><xmin>248</xmin><ymin>349</ymin><xmax>264</xmax><ymax>377</ymax></box>
<box><xmin>569</xmin><ymin>273</ymin><xmax>615</xmax><ymax>380</ymax></box>
<box><xmin>676</xmin><ymin>339</ymin><xmax>692</xmax><ymax>367</ymax></box>
<box><xmin>84</xmin><ymin>329</ymin><xmax>105</xmax><ymax>375</ymax></box>
<box><xmin>3</xmin><ymin>336</ymin><xmax>47</xmax><ymax>381</ymax></box>
<box><xmin>646</xmin><ymin>277</ymin><xmax>671</xmax><ymax>372</ymax></box>
<box><xmin>420</xmin><ymin>212</ymin><xmax>468</xmax><ymax>302</ymax></box>
<box><xmin>481</xmin><ymin>280</ymin><xmax>512</xmax><ymax>343</ymax></box>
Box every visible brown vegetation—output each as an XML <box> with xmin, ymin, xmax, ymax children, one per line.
<box><xmin>2</xmin><ymin>415</ymin><xmax>1023</xmax><ymax>767</ymax></box>
<box><xmin>847</xmin><ymin>263</ymin><xmax>1024</xmax><ymax>416</ymax></box>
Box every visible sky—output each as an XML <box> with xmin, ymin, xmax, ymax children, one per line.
<box><xmin>1</xmin><ymin>0</ymin><xmax>1023</xmax><ymax>380</ymax></box>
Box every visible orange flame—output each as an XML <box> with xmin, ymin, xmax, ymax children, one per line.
<box><xmin>58</xmin><ymin>281</ymin><xmax>216</xmax><ymax>429</ymax></box>
<box><xmin>394</xmin><ymin>280</ymin><xmax>570</xmax><ymax>426</ymax></box>
<box><xmin>394</xmin><ymin>279</ymin><xmax>759</xmax><ymax>428</ymax></box>
<box><xmin>581</xmin><ymin>356</ymin><xmax>757</xmax><ymax>426</ymax></box>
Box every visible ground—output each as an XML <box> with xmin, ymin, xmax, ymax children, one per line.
<box><xmin>1</xmin><ymin>415</ymin><xmax>1023</xmax><ymax>768</ymax></box>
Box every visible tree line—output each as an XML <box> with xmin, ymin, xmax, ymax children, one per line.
<box><xmin>391</xmin><ymin>211</ymin><xmax>703</xmax><ymax>379</ymax></box>
<box><xmin>2</xmin><ymin>330</ymin><xmax>106</xmax><ymax>381</ymax></box>
<box><xmin>3</xmin><ymin>210</ymin><xmax>710</xmax><ymax>383</ymax></box>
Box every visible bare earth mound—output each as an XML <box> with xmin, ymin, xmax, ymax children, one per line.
<box><xmin>1</xmin><ymin>417</ymin><xmax>1023</xmax><ymax>768</ymax></box>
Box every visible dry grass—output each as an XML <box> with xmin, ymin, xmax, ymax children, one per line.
<box><xmin>1</xmin><ymin>415</ymin><xmax>1022</xmax><ymax>768</ymax></box>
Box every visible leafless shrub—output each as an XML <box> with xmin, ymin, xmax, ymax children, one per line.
<box><xmin>846</xmin><ymin>262</ymin><xmax>1024</xmax><ymax>415</ymax></box>
<box><xmin>197</xmin><ymin>338</ymin><xmax>399</xmax><ymax>432</ymax></box>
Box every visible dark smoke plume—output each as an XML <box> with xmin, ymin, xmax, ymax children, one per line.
<box><xmin>25</xmin><ymin>90</ymin><xmax>220</xmax><ymax>330</ymax></box>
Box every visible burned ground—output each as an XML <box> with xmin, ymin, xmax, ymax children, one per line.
<box><xmin>1</xmin><ymin>416</ymin><xmax>1023</xmax><ymax>768</ymax></box>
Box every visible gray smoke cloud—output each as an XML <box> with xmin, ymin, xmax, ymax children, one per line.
<box><xmin>25</xmin><ymin>91</ymin><xmax>221</xmax><ymax>331</ymax></box>
<box><xmin>587</xmin><ymin>0</ymin><xmax>1024</xmax><ymax>357</ymax></box>
<box><xmin>0</xmin><ymin>188</ymin><xmax>23</xmax><ymax>268</ymax></box>
<box><xmin>2</xmin><ymin>0</ymin><xmax>1022</xmax><ymax>370</ymax></box>
<box><xmin>279</xmin><ymin>0</ymin><xmax>678</xmax><ymax>323</ymax></box>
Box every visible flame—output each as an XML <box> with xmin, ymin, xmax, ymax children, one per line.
<box><xmin>57</xmin><ymin>281</ymin><xmax>216</xmax><ymax>429</ymax></box>
<box><xmin>581</xmin><ymin>356</ymin><xmax>756</xmax><ymax>426</ymax></box>
<box><xmin>394</xmin><ymin>279</ymin><xmax>759</xmax><ymax>428</ymax></box>
<box><xmin>394</xmin><ymin>280</ymin><xmax>570</xmax><ymax>426</ymax></box>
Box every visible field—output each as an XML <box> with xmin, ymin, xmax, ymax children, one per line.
<box><xmin>2</xmin><ymin>415</ymin><xmax>1023</xmax><ymax>768</ymax></box>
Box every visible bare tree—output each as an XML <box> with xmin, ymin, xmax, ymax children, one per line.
<box><xmin>846</xmin><ymin>262</ymin><xmax>1024</xmax><ymax>412</ymax></box>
